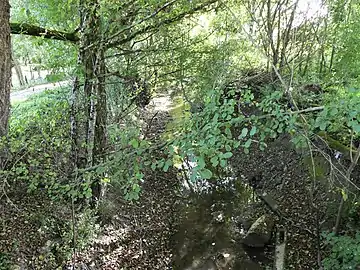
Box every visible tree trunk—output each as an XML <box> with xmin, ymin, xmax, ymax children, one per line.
<box><xmin>70</xmin><ymin>0</ymin><xmax>100</xmax><ymax>171</ymax></box>
<box><xmin>92</xmin><ymin>47</ymin><xmax>107</xmax><ymax>202</ymax></box>
<box><xmin>0</xmin><ymin>0</ymin><xmax>11</xmax><ymax>168</ymax></box>
<box><xmin>70</xmin><ymin>0</ymin><xmax>107</xmax><ymax>206</ymax></box>
<box><xmin>13</xmin><ymin>58</ymin><xmax>25</xmax><ymax>86</ymax></box>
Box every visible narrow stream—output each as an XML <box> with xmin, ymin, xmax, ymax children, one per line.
<box><xmin>172</xmin><ymin>168</ymin><xmax>274</xmax><ymax>269</ymax></box>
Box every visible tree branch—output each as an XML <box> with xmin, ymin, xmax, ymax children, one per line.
<box><xmin>82</xmin><ymin>0</ymin><xmax>218</xmax><ymax>51</ymax></box>
<box><xmin>10</xmin><ymin>22</ymin><xmax>79</xmax><ymax>42</ymax></box>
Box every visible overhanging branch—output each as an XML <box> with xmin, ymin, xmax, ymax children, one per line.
<box><xmin>10</xmin><ymin>22</ymin><xmax>79</xmax><ymax>42</ymax></box>
<box><xmin>81</xmin><ymin>0</ymin><xmax>218</xmax><ymax>52</ymax></box>
<box><xmin>106</xmin><ymin>0</ymin><xmax>218</xmax><ymax>49</ymax></box>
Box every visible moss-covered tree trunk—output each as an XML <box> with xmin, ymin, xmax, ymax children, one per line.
<box><xmin>70</xmin><ymin>0</ymin><xmax>101</xmax><ymax>168</ymax></box>
<box><xmin>0</xmin><ymin>0</ymin><xmax>11</xmax><ymax>168</ymax></box>
<box><xmin>70</xmin><ymin>0</ymin><xmax>107</xmax><ymax>205</ymax></box>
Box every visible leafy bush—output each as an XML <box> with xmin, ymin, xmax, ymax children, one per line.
<box><xmin>150</xmin><ymin>86</ymin><xmax>298</xmax><ymax>181</ymax></box>
<box><xmin>314</xmin><ymin>87</ymin><xmax>360</xmax><ymax>135</ymax></box>
<box><xmin>3</xmin><ymin>88</ymin><xmax>79</xmax><ymax>200</ymax></box>
<box><xmin>322</xmin><ymin>232</ymin><xmax>360</xmax><ymax>270</ymax></box>
<box><xmin>105</xmin><ymin>123</ymin><xmax>150</xmax><ymax>200</ymax></box>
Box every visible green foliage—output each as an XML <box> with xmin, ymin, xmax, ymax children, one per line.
<box><xmin>105</xmin><ymin>123</ymin><xmax>151</xmax><ymax>200</ymax></box>
<box><xmin>10</xmin><ymin>0</ymin><xmax>78</xmax><ymax>78</ymax></box>
<box><xmin>314</xmin><ymin>87</ymin><xmax>360</xmax><ymax>139</ymax></box>
<box><xmin>322</xmin><ymin>231</ymin><xmax>360</xmax><ymax>270</ymax></box>
<box><xmin>3</xmin><ymin>88</ymin><xmax>91</xmax><ymax>201</ymax></box>
<box><xmin>153</xmin><ymin>86</ymin><xmax>298</xmax><ymax>181</ymax></box>
<box><xmin>12</xmin><ymin>35</ymin><xmax>77</xmax><ymax>78</ymax></box>
<box><xmin>0</xmin><ymin>253</ymin><xmax>11</xmax><ymax>270</ymax></box>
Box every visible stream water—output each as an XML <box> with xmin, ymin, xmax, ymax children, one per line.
<box><xmin>172</xmin><ymin>171</ymin><xmax>274</xmax><ymax>270</ymax></box>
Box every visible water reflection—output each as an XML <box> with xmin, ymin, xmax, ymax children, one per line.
<box><xmin>173</xmin><ymin>168</ymin><xmax>273</xmax><ymax>269</ymax></box>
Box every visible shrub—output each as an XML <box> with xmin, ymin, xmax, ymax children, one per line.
<box><xmin>322</xmin><ymin>231</ymin><xmax>360</xmax><ymax>270</ymax></box>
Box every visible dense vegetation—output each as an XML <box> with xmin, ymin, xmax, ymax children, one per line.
<box><xmin>1</xmin><ymin>0</ymin><xmax>360</xmax><ymax>269</ymax></box>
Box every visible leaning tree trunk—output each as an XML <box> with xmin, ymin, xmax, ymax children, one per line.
<box><xmin>0</xmin><ymin>0</ymin><xmax>11</xmax><ymax>168</ymax></box>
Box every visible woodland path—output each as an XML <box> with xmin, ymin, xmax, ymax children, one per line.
<box><xmin>69</xmin><ymin>95</ymin><xmax>178</xmax><ymax>269</ymax></box>
<box><xmin>2</xmin><ymin>85</ymin><xmax>178</xmax><ymax>269</ymax></box>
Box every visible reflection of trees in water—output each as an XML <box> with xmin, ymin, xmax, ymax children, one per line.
<box><xmin>173</xmin><ymin>178</ymin><xmax>254</xmax><ymax>269</ymax></box>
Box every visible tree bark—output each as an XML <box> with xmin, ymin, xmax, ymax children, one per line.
<box><xmin>0</xmin><ymin>0</ymin><xmax>11</xmax><ymax>168</ymax></box>
<box><xmin>92</xmin><ymin>47</ymin><xmax>107</xmax><ymax>202</ymax></box>
<box><xmin>70</xmin><ymin>0</ymin><xmax>106</xmax><ymax>206</ymax></box>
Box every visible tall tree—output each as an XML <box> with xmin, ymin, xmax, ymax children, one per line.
<box><xmin>0</xmin><ymin>0</ymin><xmax>11</xmax><ymax>167</ymax></box>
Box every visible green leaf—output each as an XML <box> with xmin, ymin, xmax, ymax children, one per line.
<box><xmin>223</xmin><ymin>152</ymin><xmax>233</xmax><ymax>159</ymax></box>
<box><xmin>240</xmin><ymin>127</ymin><xmax>248</xmax><ymax>138</ymax></box>
<box><xmin>101</xmin><ymin>177</ymin><xmax>111</xmax><ymax>183</ymax></box>
<box><xmin>163</xmin><ymin>159</ymin><xmax>172</xmax><ymax>172</ymax></box>
<box><xmin>210</xmin><ymin>156</ymin><xmax>219</xmax><ymax>167</ymax></box>
<box><xmin>225</xmin><ymin>127</ymin><xmax>232</xmax><ymax>137</ymax></box>
<box><xmin>319</xmin><ymin>122</ymin><xmax>327</xmax><ymax>131</ymax></box>
<box><xmin>220</xmin><ymin>159</ymin><xmax>226</xmax><ymax>168</ymax></box>
<box><xmin>244</xmin><ymin>139</ymin><xmax>252</xmax><ymax>148</ymax></box>
<box><xmin>130</xmin><ymin>139</ymin><xmax>139</xmax><ymax>149</ymax></box>
<box><xmin>200</xmin><ymin>169</ymin><xmax>213</xmax><ymax>179</ymax></box>
<box><xmin>353</xmin><ymin>123</ymin><xmax>360</xmax><ymax>133</ymax></box>
<box><xmin>96</xmin><ymin>166</ymin><xmax>106</xmax><ymax>174</ymax></box>
<box><xmin>151</xmin><ymin>162</ymin><xmax>157</xmax><ymax>171</ymax></box>
<box><xmin>250</xmin><ymin>126</ymin><xmax>257</xmax><ymax>136</ymax></box>
<box><xmin>341</xmin><ymin>189</ymin><xmax>348</xmax><ymax>201</ymax></box>
<box><xmin>330</xmin><ymin>108</ymin><xmax>339</xmax><ymax>116</ymax></box>
<box><xmin>197</xmin><ymin>156</ymin><xmax>206</xmax><ymax>170</ymax></box>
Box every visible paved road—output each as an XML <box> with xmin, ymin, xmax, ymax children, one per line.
<box><xmin>10</xmin><ymin>81</ymin><xmax>174</xmax><ymax>113</ymax></box>
<box><xmin>10</xmin><ymin>81</ymin><xmax>70</xmax><ymax>103</ymax></box>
